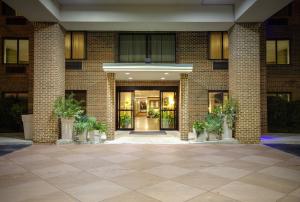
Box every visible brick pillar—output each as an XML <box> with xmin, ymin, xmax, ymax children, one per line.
<box><xmin>229</xmin><ymin>23</ymin><xmax>262</xmax><ymax>144</ymax></box>
<box><xmin>180</xmin><ymin>73</ymin><xmax>189</xmax><ymax>140</ymax></box>
<box><xmin>107</xmin><ymin>73</ymin><xmax>115</xmax><ymax>140</ymax></box>
<box><xmin>32</xmin><ymin>22</ymin><xmax>65</xmax><ymax>143</ymax></box>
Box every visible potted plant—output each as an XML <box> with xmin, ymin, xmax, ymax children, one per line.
<box><xmin>73</xmin><ymin>115</ymin><xmax>89</xmax><ymax>143</ymax></box>
<box><xmin>120</xmin><ymin>113</ymin><xmax>131</xmax><ymax>128</ymax></box>
<box><xmin>192</xmin><ymin>120</ymin><xmax>207</xmax><ymax>142</ymax></box>
<box><xmin>205</xmin><ymin>106</ymin><xmax>223</xmax><ymax>141</ymax></box>
<box><xmin>222</xmin><ymin>98</ymin><xmax>237</xmax><ymax>140</ymax></box>
<box><xmin>94</xmin><ymin>122</ymin><xmax>108</xmax><ymax>143</ymax></box>
<box><xmin>53</xmin><ymin>94</ymin><xmax>83</xmax><ymax>140</ymax></box>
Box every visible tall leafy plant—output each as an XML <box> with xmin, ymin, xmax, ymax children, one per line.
<box><xmin>205</xmin><ymin>106</ymin><xmax>223</xmax><ymax>139</ymax></box>
<box><xmin>53</xmin><ymin>94</ymin><xmax>83</xmax><ymax>119</ymax></box>
<box><xmin>222</xmin><ymin>98</ymin><xmax>238</xmax><ymax>130</ymax></box>
<box><xmin>193</xmin><ymin>120</ymin><xmax>205</xmax><ymax>136</ymax></box>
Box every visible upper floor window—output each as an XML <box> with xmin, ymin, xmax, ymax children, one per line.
<box><xmin>3</xmin><ymin>39</ymin><xmax>29</xmax><ymax>64</ymax></box>
<box><xmin>209</xmin><ymin>32</ymin><xmax>228</xmax><ymax>60</ymax></box>
<box><xmin>266</xmin><ymin>40</ymin><xmax>290</xmax><ymax>65</ymax></box>
<box><xmin>267</xmin><ymin>92</ymin><xmax>291</xmax><ymax>102</ymax></box>
<box><xmin>119</xmin><ymin>33</ymin><xmax>175</xmax><ymax>63</ymax></box>
<box><xmin>65</xmin><ymin>32</ymin><xmax>86</xmax><ymax>60</ymax></box>
<box><xmin>208</xmin><ymin>91</ymin><xmax>228</xmax><ymax>113</ymax></box>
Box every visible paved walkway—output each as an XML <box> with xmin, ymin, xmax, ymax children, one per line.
<box><xmin>1</xmin><ymin>143</ymin><xmax>300</xmax><ymax>202</ymax></box>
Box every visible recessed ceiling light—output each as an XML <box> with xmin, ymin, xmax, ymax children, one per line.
<box><xmin>164</xmin><ymin>72</ymin><xmax>169</xmax><ymax>75</ymax></box>
<box><xmin>128</xmin><ymin>77</ymin><xmax>133</xmax><ymax>80</ymax></box>
<box><xmin>125</xmin><ymin>72</ymin><xmax>130</xmax><ymax>75</ymax></box>
<box><xmin>160</xmin><ymin>77</ymin><xmax>165</xmax><ymax>80</ymax></box>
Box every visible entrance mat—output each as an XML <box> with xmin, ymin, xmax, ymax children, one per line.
<box><xmin>129</xmin><ymin>131</ymin><xmax>166</xmax><ymax>135</ymax></box>
<box><xmin>0</xmin><ymin>144</ymin><xmax>31</xmax><ymax>156</ymax></box>
<box><xmin>264</xmin><ymin>144</ymin><xmax>300</xmax><ymax>156</ymax></box>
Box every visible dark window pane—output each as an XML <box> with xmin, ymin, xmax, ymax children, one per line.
<box><xmin>208</xmin><ymin>91</ymin><xmax>228</xmax><ymax>112</ymax></box>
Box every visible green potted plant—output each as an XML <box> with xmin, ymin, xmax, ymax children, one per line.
<box><xmin>205</xmin><ymin>106</ymin><xmax>223</xmax><ymax>141</ymax></box>
<box><xmin>73</xmin><ymin>115</ymin><xmax>89</xmax><ymax>143</ymax></box>
<box><xmin>120</xmin><ymin>113</ymin><xmax>131</xmax><ymax>128</ymax></box>
<box><xmin>54</xmin><ymin>94</ymin><xmax>83</xmax><ymax>140</ymax></box>
<box><xmin>192</xmin><ymin>120</ymin><xmax>207</xmax><ymax>142</ymax></box>
<box><xmin>94</xmin><ymin>122</ymin><xmax>108</xmax><ymax>143</ymax></box>
<box><xmin>222</xmin><ymin>98</ymin><xmax>238</xmax><ymax>140</ymax></box>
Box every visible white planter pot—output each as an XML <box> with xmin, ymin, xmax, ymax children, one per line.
<box><xmin>208</xmin><ymin>133</ymin><xmax>219</xmax><ymax>141</ymax></box>
<box><xmin>90</xmin><ymin>130</ymin><xmax>101</xmax><ymax>144</ymax></box>
<box><xmin>61</xmin><ymin>118</ymin><xmax>75</xmax><ymax>140</ymax></box>
<box><xmin>222</xmin><ymin>117</ymin><xmax>233</xmax><ymax>140</ymax></box>
<box><xmin>78</xmin><ymin>130</ymin><xmax>87</xmax><ymax>142</ymax></box>
<box><xmin>21</xmin><ymin>114</ymin><xmax>33</xmax><ymax>140</ymax></box>
<box><xmin>198</xmin><ymin>130</ymin><xmax>208</xmax><ymax>142</ymax></box>
<box><xmin>101</xmin><ymin>133</ymin><xmax>107</xmax><ymax>142</ymax></box>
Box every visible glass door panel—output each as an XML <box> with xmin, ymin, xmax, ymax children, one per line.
<box><xmin>118</xmin><ymin>91</ymin><xmax>134</xmax><ymax>129</ymax></box>
<box><xmin>160</xmin><ymin>91</ymin><xmax>177</xmax><ymax>130</ymax></box>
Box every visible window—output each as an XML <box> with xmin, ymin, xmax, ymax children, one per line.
<box><xmin>119</xmin><ymin>33</ymin><xmax>175</xmax><ymax>63</ymax></box>
<box><xmin>267</xmin><ymin>92</ymin><xmax>291</xmax><ymax>102</ymax></box>
<box><xmin>209</xmin><ymin>32</ymin><xmax>228</xmax><ymax>60</ymax></box>
<box><xmin>65</xmin><ymin>90</ymin><xmax>87</xmax><ymax>112</ymax></box>
<box><xmin>208</xmin><ymin>91</ymin><xmax>229</xmax><ymax>113</ymax></box>
<box><xmin>266</xmin><ymin>40</ymin><xmax>290</xmax><ymax>64</ymax></box>
<box><xmin>3</xmin><ymin>39</ymin><xmax>29</xmax><ymax>64</ymax></box>
<box><xmin>65</xmin><ymin>32</ymin><xmax>86</xmax><ymax>60</ymax></box>
<box><xmin>2</xmin><ymin>92</ymin><xmax>28</xmax><ymax>113</ymax></box>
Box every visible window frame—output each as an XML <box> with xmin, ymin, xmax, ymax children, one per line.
<box><xmin>267</xmin><ymin>92</ymin><xmax>291</xmax><ymax>102</ymax></box>
<box><xmin>65</xmin><ymin>31</ymin><xmax>87</xmax><ymax>61</ymax></box>
<box><xmin>118</xmin><ymin>32</ymin><xmax>176</xmax><ymax>63</ymax></box>
<box><xmin>3</xmin><ymin>37</ymin><xmax>29</xmax><ymax>65</ymax></box>
<box><xmin>208</xmin><ymin>90</ymin><xmax>229</xmax><ymax>113</ymax></box>
<box><xmin>208</xmin><ymin>32</ymin><xmax>228</xmax><ymax>60</ymax></box>
<box><xmin>266</xmin><ymin>39</ymin><xmax>291</xmax><ymax>65</ymax></box>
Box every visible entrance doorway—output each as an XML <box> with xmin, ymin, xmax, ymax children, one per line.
<box><xmin>116</xmin><ymin>86</ymin><xmax>178</xmax><ymax>131</ymax></box>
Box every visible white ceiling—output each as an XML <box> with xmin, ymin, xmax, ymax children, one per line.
<box><xmin>4</xmin><ymin>0</ymin><xmax>293</xmax><ymax>31</ymax></box>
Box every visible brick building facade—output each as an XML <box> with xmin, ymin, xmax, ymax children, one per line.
<box><xmin>0</xmin><ymin>0</ymin><xmax>299</xmax><ymax>143</ymax></box>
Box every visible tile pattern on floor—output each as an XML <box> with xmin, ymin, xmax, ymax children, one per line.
<box><xmin>0</xmin><ymin>143</ymin><xmax>300</xmax><ymax>202</ymax></box>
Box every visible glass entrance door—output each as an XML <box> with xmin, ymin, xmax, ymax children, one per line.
<box><xmin>117</xmin><ymin>91</ymin><xmax>134</xmax><ymax>129</ymax></box>
<box><xmin>160</xmin><ymin>91</ymin><xmax>178</xmax><ymax>130</ymax></box>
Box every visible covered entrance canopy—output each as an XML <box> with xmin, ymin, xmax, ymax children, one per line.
<box><xmin>103</xmin><ymin>63</ymin><xmax>193</xmax><ymax>80</ymax></box>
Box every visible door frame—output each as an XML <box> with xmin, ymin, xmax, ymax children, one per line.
<box><xmin>116</xmin><ymin>86</ymin><xmax>179</xmax><ymax>130</ymax></box>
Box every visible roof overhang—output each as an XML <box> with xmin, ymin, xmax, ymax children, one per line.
<box><xmin>103</xmin><ymin>63</ymin><xmax>193</xmax><ymax>80</ymax></box>
<box><xmin>3</xmin><ymin>0</ymin><xmax>293</xmax><ymax>31</ymax></box>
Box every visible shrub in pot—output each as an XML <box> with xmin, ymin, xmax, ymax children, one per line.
<box><xmin>205</xmin><ymin>106</ymin><xmax>223</xmax><ymax>141</ymax></box>
<box><xmin>73</xmin><ymin>115</ymin><xmax>89</xmax><ymax>143</ymax></box>
<box><xmin>94</xmin><ymin>122</ymin><xmax>108</xmax><ymax>143</ymax></box>
<box><xmin>222</xmin><ymin>98</ymin><xmax>237</xmax><ymax>140</ymax></box>
<box><xmin>120</xmin><ymin>113</ymin><xmax>131</xmax><ymax>128</ymax></box>
<box><xmin>54</xmin><ymin>94</ymin><xmax>83</xmax><ymax>140</ymax></box>
<box><xmin>192</xmin><ymin>120</ymin><xmax>207</xmax><ymax>142</ymax></box>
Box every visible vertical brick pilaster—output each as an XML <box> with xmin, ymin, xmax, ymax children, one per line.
<box><xmin>229</xmin><ymin>23</ymin><xmax>262</xmax><ymax>144</ymax></box>
<box><xmin>107</xmin><ymin>73</ymin><xmax>115</xmax><ymax>140</ymax></box>
<box><xmin>180</xmin><ymin>73</ymin><xmax>189</xmax><ymax>140</ymax></box>
<box><xmin>32</xmin><ymin>22</ymin><xmax>65</xmax><ymax>143</ymax></box>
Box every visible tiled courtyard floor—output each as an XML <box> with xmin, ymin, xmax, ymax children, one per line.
<box><xmin>1</xmin><ymin>143</ymin><xmax>300</xmax><ymax>202</ymax></box>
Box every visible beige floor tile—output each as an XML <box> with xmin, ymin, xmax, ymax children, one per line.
<box><xmin>240</xmin><ymin>173</ymin><xmax>300</xmax><ymax>193</ymax></box>
<box><xmin>102</xmin><ymin>191</ymin><xmax>160</xmax><ymax>202</ymax></box>
<box><xmin>187</xmin><ymin>192</ymin><xmax>238</xmax><ymax>202</ymax></box>
<box><xmin>19</xmin><ymin>158</ymin><xmax>63</xmax><ymax>170</ymax></box>
<box><xmin>240</xmin><ymin>155</ymin><xmax>282</xmax><ymax>165</ymax></box>
<box><xmin>122</xmin><ymin>159</ymin><xmax>160</xmax><ymax>170</ymax></box>
<box><xmin>56</xmin><ymin>154</ymin><xmax>94</xmax><ymax>163</ymax></box>
<box><xmin>32</xmin><ymin>164</ymin><xmax>81</xmax><ymax>179</ymax></box>
<box><xmin>278</xmin><ymin>195</ymin><xmax>300</xmax><ymax>202</ymax></box>
<box><xmin>138</xmin><ymin>180</ymin><xmax>205</xmax><ymax>202</ymax></box>
<box><xmin>87</xmin><ymin>164</ymin><xmax>136</xmax><ymax>178</ymax></box>
<box><xmin>192</xmin><ymin>155</ymin><xmax>234</xmax><ymax>164</ymax></box>
<box><xmin>20</xmin><ymin>191</ymin><xmax>78</xmax><ymax>202</ymax></box>
<box><xmin>0</xmin><ymin>172</ymin><xmax>39</xmax><ymax>189</ymax></box>
<box><xmin>220</xmin><ymin>159</ymin><xmax>268</xmax><ymax>171</ymax></box>
<box><xmin>0</xmin><ymin>180</ymin><xmax>58</xmax><ymax>202</ymax></box>
<box><xmin>101</xmin><ymin>154</ymin><xmax>140</xmax><ymax>163</ymax></box>
<box><xmin>70</xmin><ymin>157</ymin><xmax>113</xmax><ymax>170</ymax></box>
<box><xmin>173</xmin><ymin>171</ymin><xmax>231</xmax><ymax>191</ymax></box>
<box><xmin>171</xmin><ymin>159</ymin><xmax>212</xmax><ymax>170</ymax></box>
<box><xmin>144</xmin><ymin>164</ymin><xmax>192</xmax><ymax>179</ymax></box>
<box><xmin>259</xmin><ymin>166</ymin><xmax>300</xmax><ymax>182</ymax></box>
<box><xmin>0</xmin><ymin>161</ymin><xmax>26</xmax><ymax>176</ymax></box>
<box><xmin>11</xmin><ymin>154</ymin><xmax>50</xmax><ymax>164</ymax></box>
<box><xmin>199</xmin><ymin>166</ymin><xmax>252</xmax><ymax>180</ymax></box>
<box><xmin>65</xmin><ymin>180</ymin><xmax>130</xmax><ymax>202</ymax></box>
<box><xmin>147</xmin><ymin>154</ymin><xmax>183</xmax><ymax>164</ymax></box>
<box><xmin>111</xmin><ymin>171</ymin><xmax>164</xmax><ymax>189</ymax></box>
<box><xmin>213</xmin><ymin>181</ymin><xmax>285</xmax><ymax>202</ymax></box>
<box><xmin>290</xmin><ymin>187</ymin><xmax>300</xmax><ymax>197</ymax></box>
<box><xmin>47</xmin><ymin>171</ymin><xmax>101</xmax><ymax>190</ymax></box>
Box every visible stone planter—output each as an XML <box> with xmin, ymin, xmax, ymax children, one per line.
<box><xmin>78</xmin><ymin>130</ymin><xmax>87</xmax><ymax>143</ymax></box>
<box><xmin>61</xmin><ymin>118</ymin><xmax>75</xmax><ymax>140</ymax></box>
<box><xmin>21</xmin><ymin>114</ymin><xmax>33</xmax><ymax>140</ymax></box>
<box><xmin>193</xmin><ymin>128</ymin><xmax>207</xmax><ymax>142</ymax></box>
<box><xmin>100</xmin><ymin>133</ymin><xmax>107</xmax><ymax>142</ymax></box>
<box><xmin>222</xmin><ymin>118</ymin><xmax>233</xmax><ymax>140</ymax></box>
<box><xmin>207</xmin><ymin>133</ymin><xmax>219</xmax><ymax>141</ymax></box>
<box><xmin>89</xmin><ymin>130</ymin><xmax>101</xmax><ymax>144</ymax></box>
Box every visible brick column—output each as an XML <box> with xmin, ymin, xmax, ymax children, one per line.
<box><xmin>106</xmin><ymin>73</ymin><xmax>115</xmax><ymax>140</ymax></box>
<box><xmin>179</xmin><ymin>73</ymin><xmax>189</xmax><ymax>140</ymax></box>
<box><xmin>229</xmin><ymin>23</ymin><xmax>262</xmax><ymax>144</ymax></box>
<box><xmin>32</xmin><ymin>23</ymin><xmax>65</xmax><ymax>143</ymax></box>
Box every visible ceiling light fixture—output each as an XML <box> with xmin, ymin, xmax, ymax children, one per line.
<box><xmin>125</xmin><ymin>72</ymin><xmax>130</xmax><ymax>75</ymax></box>
<box><xmin>160</xmin><ymin>77</ymin><xmax>165</xmax><ymax>80</ymax></box>
<box><xmin>128</xmin><ymin>77</ymin><xmax>133</xmax><ymax>80</ymax></box>
<box><xmin>164</xmin><ymin>72</ymin><xmax>169</xmax><ymax>75</ymax></box>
